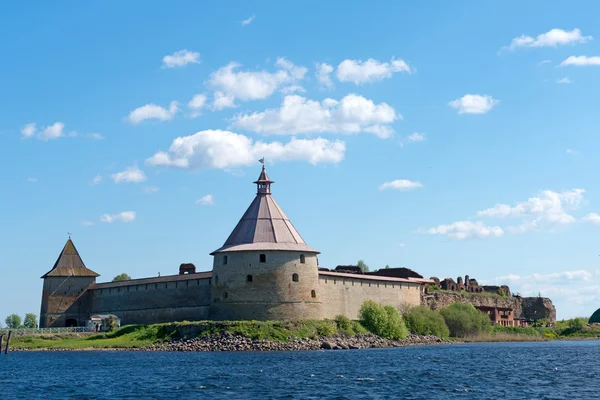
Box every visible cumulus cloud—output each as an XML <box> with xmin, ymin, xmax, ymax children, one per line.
<box><xmin>378</xmin><ymin>179</ymin><xmax>423</xmax><ymax>191</ymax></box>
<box><xmin>188</xmin><ymin>94</ymin><xmax>207</xmax><ymax>117</ymax></box>
<box><xmin>111</xmin><ymin>166</ymin><xmax>147</xmax><ymax>183</ymax></box>
<box><xmin>128</xmin><ymin>101</ymin><xmax>179</xmax><ymax>124</ymax></box>
<box><xmin>208</xmin><ymin>58</ymin><xmax>306</xmax><ymax>107</ymax></box>
<box><xmin>424</xmin><ymin>221</ymin><xmax>504</xmax><ymax>240</ymax></box>
<box><xmin>505</xmin><ymin>28</ymin><xmax>591</xmax><ymax>51</ymax></box>
<box><xmin>196</xmin><ymin>194</ymin><xmax>214</xmax><ymax>205</ymax></box>
<box><xmin>39</xmin><ymin>122</ymin><xmax>66</xmax><ymax>140</ymax></box>
<box><xmin>211</xmin><ymin>91</ymin><xmax>236</xmax><ymax>110</ymax></box>
<box><xmin>477</xmin><ymin>189</ymin><xmax>585</xmax><ymax>232</ymax></box>
<box><xmin>584</xmin><ymin>213</ymin><xmax>600</xmax><ymax>225</ymax></box>
<box><xmin>559</xmin><ymin>56</ymin><xmax>600</xmax><ymax>67</ymax></box>
<box><xmin>88</xmin><ymin>133</ymin><xmax>104</xmax><ymax>140</ymax></box>
<box><xmin>449</xmin><ymin>94</ymin><xmax>499</xmax><ymax>115</ymax></box>
<box><xmin>21</xmin><ymin>123</ymin><xmax>36</xmax><ymax>138</ymax></box>
<box><xmin>100</xmin><ymin>211</ymin><xmax>136</xmax><ymax>223</ymax></box>
<box><xmin>241</xmin><ymin>15</ymin><xmax>255</xmax><ymax>26</ymax></box>
<box><xmin>556</xmin><ymin>77</ymin><xmax>573</xmax><ymax>84</ymax></box>
<box><xmin>21</xmin><ymin>122</ymin><xmax>97</xmax><ymax>141</ymax></box>
<box><xmin>232</xmin><ymin>94</ymin><xmax>399</xmax><ymax>138</ymax></box>
<box><xmin>90</xmin><ymin>175</ymin><xmax>103</xmax><ymax>185</ymax></box>
<box><xmin>407</xmin><ymin>132</ymin><xmax>425</xmax><ymax>142</ymax></box>
<box><xmin>146</xmin><ymin>129</ymin><xmax>345</xmax><ymax>169</ymax></box>
<box><xmin>336</xmin><ymin>58</ymin><xmax>412</xmax><ymax>84</ymax></box>
<box><xmin>316</xmin><ymin>63</ymin><xmax>334</xmax><ymax>88</ymax></box>
<box><xmin>162</xmin><ymin>49</ymin><xmax>200</xmax><ymax>68</ymax></box>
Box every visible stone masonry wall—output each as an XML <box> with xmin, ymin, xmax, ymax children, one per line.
<box><xmin>40</xmin><ymin>276</ymin><xmax>96</xmax><ymax>328</ymax></box>
<box><xmin>89</xmin><ymin>277</ymin><xmax>212</xmax><ymax>325</ymax></box>
<box><xmin>210</xmin><ymin>251</ymin><xmax>323</xmax><ymax>321</ymax></box>
<box><xmin>318</xmin><ymin>275</ymin><xmax>423</xmax><ymax>320</ymax></box>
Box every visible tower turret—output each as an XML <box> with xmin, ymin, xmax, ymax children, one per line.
<box><xmin>209</xmin><ymin>164</ymin><xmax>322</xmax><ymax>321</ymax></box>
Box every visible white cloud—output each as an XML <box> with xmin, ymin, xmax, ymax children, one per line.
<box><xmin>208</xmin><ymin>59</ymin><xmax>306</xmax><ymax>106</ymax></box>
<box><xmin>162</xmin><ymin>49</ymin><xmax>200</xmax><ymax>68</ymax></box>
<box><xmin>477</xmin><ymin>189</ymin><xmax>585</xmax><ymax>232</ymax></box>
<box><xmin>280</xmin><ymin>85</ymin><xmax>305</xmax><ymax>94</ymax></box>
<box><xmin>560</xmin><ymin>55</ymin><xmax>600</xmax><ymax>67</ymax></box>
<box><xmin>144</xmin><ymin>186</ymin><xmax>159</xmax><ymax>194</ymax></box>
<box><xmin>196</xmin><ymin>194</ymin><xmax>214</xmax><ymax>205</ymax></box>
<box><xmin>91</xmin><ymin>175</ymin><xmax>103</xmax><ymax>185</ymax></box>
<box><xmin>128</xmin><ymin>101</ymin><xmax>178</xmax><ymax>124</ymax></box>
<box><xmin>378</xmin><ymin>179</ymin><xmax>423</xmax><ymax>191</ymax></box>
<box><xmin>39</xmin><ymin>122</ymin><xmax>65</xmax><ymax>140</ymax></box>
<box><xmin>539</xmin><ymin>60</ymin><xmax>552</xmax><ymax>65</ymax></box>
<box><xmin>100</xmin><ymin>211</ymin><xmax>136</xmax><ymax>223</ymax></box>
<box><xmin>566</xmin><ymin>148</ymin><xmax>579</xmax><ymax>155</ymax></box>
<box><xmin>316</xmin><ymin>63</ymin><xmax>334</xmax><ymax>88</ymax></box>
<box><xmin>232</xmin><ymin>94</ymin><xmax>399</xmax><ymax>138</ymax></box>
<box><xmin>336</xmin><ymin>58</ymin><xmax>412</xmax><ymax>85</ymax></box>
<box><xmin>146</xmin><ymin>129</ymin><xmax>345</xmax><ymax>169</ymax></box>
<box><xmin>188</xmin><ymin>94</ymin><xmax>207</xmax><ymax>117</ymax></box>
<box><xmin>27</xmin><ymin>177</ymin><xmax>37</xmax><ymax>183</ymax></box>
<box><xmin>21</xmin><ymin>123</ymin><xmax>36</xmax><ymax>138</ymax></box>
<box><xmin>399</xmin><ymin>243</ymin><xmax>406</xmax><ymax>248</ymax></box>
<box><xmin>81</xmin><ymin>220</ymin><xmax>94</xmax><ymax>227</ymax></box>
<box><xmin>584</xmin><ymin>213</ymin><xmax>600</xmax><ymax>225</ymax></box>
<box><xmin>111</xmin><ymin>166</ymin><xmax>147</xmax><ymax>183</ymax></box>
<box><xmin>211</xmin><ymin>91</ymin><xmax>236</xmax><ymax>110</ymax></box>
<box><xmin>449</xmin><ymin>94</ymin><xmax>499</xmax><ymax>115</ymax></box>
<box><xmin>424</xmin><ymin>221</ymin><xmax>504</xmax><ymax>240</ymax></box>
<box><xmin>407</xmin><ymin>132</ymin><xmax>425</xmax><ymax>142</ymax></box>
<box><xmin>557</xmin><ymin>77</ymin><xmax>573</xmax><ymax>84</ymax></box>
<box><xmin>506</xmin><ymin>28</ymin><xmax>592</xmax><ymax>51</ymax></box>
<box><xmin>88</xmin><ymin>133</ymin><xmax>104</xmax><ymax>140</ymax></box>
<box><xmin>241</xmin><ymin>15</ymin><xmax>255</xmax><ymax>26</ymax></box>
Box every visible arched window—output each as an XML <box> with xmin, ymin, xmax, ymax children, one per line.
<box><xmin>247</xmin><ymin>275</ymin><xmax>253</xmax><ymax>283</ymax></box>
<box><xmin>300</xmin><ymin>254</ymin><xmax>305</xmax><ymax>264</ymax></box>
<box><xmin>311</xmin><ymin>290</ymin><xmax>316</xmax><ymax>298</ymax></box>
<box><xmin>292</xmin><ymin>273</ymin><xmax>299</xmax><ymax>282</ymax></box>
<box><xmin>223</xmin><ymin>292</ymin><xmax>228</xmax><ymax>299</ymax></box>
<box><xmin>223</xmin><ymin>255</ymin><xmax>228</xmax><ymax>265</ymax></box>
<box><xmin>259</xmin><ymin>254</ymin><xmax>266</xmax><ymax>263</ymax></box>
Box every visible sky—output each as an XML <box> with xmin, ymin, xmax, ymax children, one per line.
<box><xmin>1</xmin><ymin>1</ymin><xmax>599</xmax><ymax>322</ymax></box>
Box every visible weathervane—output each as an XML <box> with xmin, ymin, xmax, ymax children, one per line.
<box><xmin>258</xmin><ymin>157</ymin><xmax>265</xmax><ymax>166</ymax></box>
<box><xmin>67</xmin><ymin>232</ymin><xmax>72</xmax><ymax>239</ymax></box>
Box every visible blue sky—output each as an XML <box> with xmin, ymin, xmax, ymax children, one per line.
<box><xmin>1</xmin><ymin>1</ymin><xmax>599</xmax><ymax>322</ymax></box>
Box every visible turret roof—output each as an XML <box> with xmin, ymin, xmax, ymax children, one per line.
<box><xmin>211</xmin><ymin>166</ymin><xmax>319</xmax><ymax>255</ymax></box>
<box><xmin>41</xmin><ymin>239</ymin><xmax>100</xmax><ymax>278</ymax></box>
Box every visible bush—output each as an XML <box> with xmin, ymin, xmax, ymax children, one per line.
<box><xmin>439</xmin><ymin>303</ymin><xmax>492</xmax><ymax>337</ymax></box>
<box><xmin>359</xmin><ymin>301</ymin><xmax>408</xmax><ymax>340</ymax></box>
<box><xmin>315</xmin><ymin>320</ymin><xmax>337</xmax><ymax>337</ymax></box>
<box><xmin>403</xmin><ymin>306</ymin><xmax>450</xmax><ymax>338</ymax></box>
<box><xmin>334</xmin><ymin>315</ymin><xmax>351</xmax><ymax>331</ymax></box>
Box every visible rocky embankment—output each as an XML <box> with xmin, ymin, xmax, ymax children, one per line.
<box><xmin>143</xmin><ymin>333</ymin><xmax>450</xmax><ymax>352</ymax></box>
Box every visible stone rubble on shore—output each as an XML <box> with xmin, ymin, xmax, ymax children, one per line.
<box><xmin>141</xmin><ymin>333</ymin><xmax>450</xmax><ymax>352</ymax></box>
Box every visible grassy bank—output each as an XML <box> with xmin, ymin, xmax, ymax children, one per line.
<box><xmin>10</xmin><ymin>320</ymin><xmax>368</xmax><ymax>350</ymax></box>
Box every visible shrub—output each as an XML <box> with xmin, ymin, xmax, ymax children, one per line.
<box><xmin>439</xmin><ymin>303</ymin><xmax>491</xmax><ymax>337</ymax></box>
<box><xmin>359</xmin><ymin>300</ymin><xmax>408</xmax><ymax>340</ymax></box>
<box><xmin>334</xmin><ymin>314</ymin><xmax>352</xmax><ymax>331</ymax></box>
<box><xmin>403</xmin><ymin>306</ymin><xmax>450</xmax><ymax>338</ymax></box>
<box><xmin>315</xmin><ymin>320</ymin><xmax>337</xmax><ymax>337</ymax></box>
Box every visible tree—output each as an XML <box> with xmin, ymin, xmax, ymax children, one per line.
<box><xmin>356</xmin><ymin>259</ymin><xmax>370</xmax><ymax>273</ymax></box>
<box><xmin>384</xmin><ymin>265</ymin><xmax>391</xmax><ymax>269</ymax></box>
<box><xmin>439</xmin><ymin>303</ymin><xmax>491</xmax><ymax>338</ymax></box>
<box><xmin>5</xmin><ymin>314</ymin><xmax>22</xmax><ymax>329</ymax></box>
<box><xmin>112</xmin><ymin>273</ymin><xmax>132</xmax><ymax>282</ymax></box>
<box><xmin>23</xmin><ymin>313</ymin><xmax>38</xmax><ymax>329</ymax></box>
<box><xmin>359</xmin><ymin>300</ymin><xmax>408</xmax><ymax>340</ymax></box>
<box><xmin>403</xmin><ymin>306</ymin><xmax>450</xmax><ymax>338</ymax></box>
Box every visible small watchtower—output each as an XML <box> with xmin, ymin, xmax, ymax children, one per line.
<box><xmin>209</xmin><ymin>162</ymin><xmax>322</xmax><ymax>321</ymax></box>
<box><xmin>39</xmin><ymin>237</ymin><xmax>99</xmax><ymax>328</ymax></box>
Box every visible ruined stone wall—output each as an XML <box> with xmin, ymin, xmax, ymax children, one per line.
<box><xmin>318</xmin><ymin>275</ymin><xmax>423</xmax><ymax>320</ymax></box>
<box><xmin>520</xmin><ymin>297</ymin><xmax>557</xmax><ymax>322</ymax></box>
<box><xmin>40</xmin><ymin>276</ymin><xmax>96</xmax><ymax>328</ymax></box>
<box><xmin>210</xmin><ymin>251</ymin><xmax>323</xmax><ymax>321</ymax></box>
<box><xmin>89</xmin><ymin>277</ymin><xmax>212</xmax><ymax>325</ymax></box>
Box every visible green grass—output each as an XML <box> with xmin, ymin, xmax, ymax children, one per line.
<box><xmin>10</xmin><ymin>319</ymin><xmax>367</xmax><ymax>350</ymax></box>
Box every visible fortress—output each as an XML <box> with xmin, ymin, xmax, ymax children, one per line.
<box><xmin>39</xmin><ymin>166</ymin><xmax>432</xmax><ymax>328</ymax></box>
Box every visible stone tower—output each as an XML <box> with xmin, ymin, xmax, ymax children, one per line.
<box><xmin>40</xmin><ymin>238</ymin><xmax>99</xmax><ymax>328</ymax></box>
<box><xmin>209</xmin><ymin>165</ymin><xmax>322</xmax><ymax>321</ymax></box>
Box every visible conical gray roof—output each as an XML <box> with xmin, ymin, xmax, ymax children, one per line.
<box><xmin>41</xmin><ymin>239</ymin><xmax>100</xmax><ymax>278</ymax></box>
<box><xmin>211</xmin><ymin>167</ymin><xmax>319</xmax><ymax>254</ymax></box>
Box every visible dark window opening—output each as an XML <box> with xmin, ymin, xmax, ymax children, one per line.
<box><xmin>292</xmin><ymin>273</ymin><xmax>299</xmax><ymax>282</ymax></box>
<box><xmin>247</xmin><ymin>275</ymin><xmax>253</xmax><ymax>283</ymax></box>
<box><xmin>311</xmin><ymin>290</ymin><xmax>316</xmax><ymax>298</ymax></box>
<box><xmin>223</xmin><ymin>292</ymin><xmax>228</xmax><ymax>299</ymax></box>
<box><xmin>223</xmin><ymin>255</ymin><xmax>228</xmax><ymax>265</ymax></box>
<box><xmin>259</xmin><ymin>254</ymin><xmax>266</xmax><ymax>263</ymax></box>
<box><xmin>215</xmin><ymin>276</ymin><xmax>218</xmax><ymax>285</ymax></box>
<box><xmin>300</xmin><ymin>254</ymin><xmax>305</xmax><ymax>264</ymax></box>
<box><xmin>65</xmin><ymin>318</ymin><xmax>77</xmax><ymax>327</ymax></box>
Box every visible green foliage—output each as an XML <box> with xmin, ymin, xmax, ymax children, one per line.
<box><xmin>23</xmin><ymin>313</ymin><xmax>38</xmax><ymax>329</ymax></box>
<box><xmin>439</xmin><ymin>303</ymin><xmax>492</xmax><ymax>338</ymax></box>
<box><xmin>359</xmin><ymin>300</ymin><xmax>408</xmax><ymax>340</ymax></box>
<box><xmin>112</xmin><ymin>273</ymin><xmax>132</xmax><ymax>282</ymax></box>
<box><xmin>334</xmin><ymin>314</ymin><xmax>351</xmax><ymax>331</ymax></box>
<box><xmin>568</xmin><ymin>317</ymin><xmax>585</xmax><ymax>330</ymax></box>
<box><xmin>384</xmin><ymin>265</ymin><xmax>391</xmax><ymax>269</ymax></box>
<box><xmin>356</xmin><ymin>259</ymin><xmax>370</xmax><ymax>273</ymax></box>
<box><xmin>402</xmin><ymin>306</ymin><xmax>450</xmax><ymax>338</ymax></box>
<box><xmin>106</xmin><ymin>315</ymin><xmax>119</xmax><ymax>332</ymax></box>
<box><xmin>315</xmin><ymin>320</ymin><xmax>337</xmax><ymax>337</ymax></box>
<box><xmin>5</xmin><ymin>314</ymin><xmax>22</xmax><ymax>329</ymax></box>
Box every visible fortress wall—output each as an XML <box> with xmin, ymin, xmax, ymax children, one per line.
<box><xmin>89</xmin><ymin>277</ymin><xmax>212</xmax><ymax>325</ymax></box>
<box><xmin>40</xmin><ymin>276</ymin><xmax>96</xmax><ymax>328</ymax></box>
<box><xmin>210</xmin><ymin>251</ymin><xmax>323</xmax><ymax>320</ymax></box>
<box><xmin>318</xmin><ymin>275</ymin><xmax>423</xmax><ymax>320</ymax></box>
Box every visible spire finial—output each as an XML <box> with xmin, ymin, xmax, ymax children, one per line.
<box><xmin>67</xmin><ymin>232</ymin><xmax>72</xmax><ymax>240</ymax></box>
<box><xmin>253</xmin><ymin>160</ymin><xmax>273</xmax><ymax>195</ymax></box>
<box><xmin>258</xmin><ymin>157</ymin><xmax>265</xmax><ymax>169</ymax></box>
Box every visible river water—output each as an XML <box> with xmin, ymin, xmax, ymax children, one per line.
<box><xmin>0</xmin><ymin>341</ymin><xmax>598</xmax><ymax>399</ymax></box>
